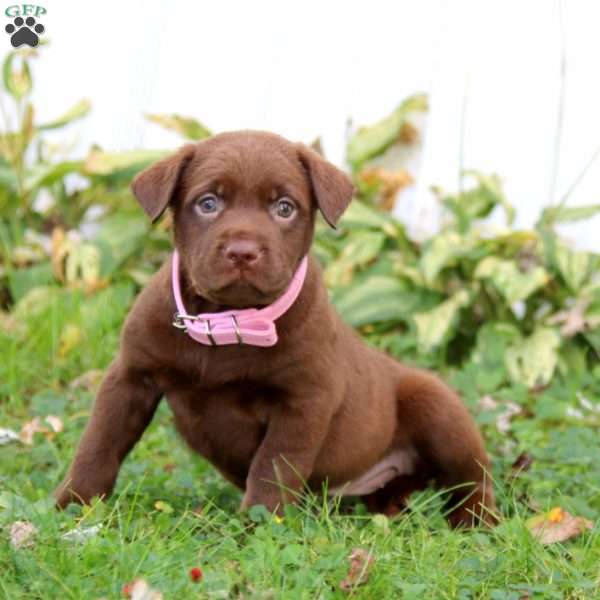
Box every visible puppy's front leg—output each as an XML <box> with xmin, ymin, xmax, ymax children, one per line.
<box><xmin>242</xmin><ymin>397</ymin><xmax>332</xmax><ymax>513</ymax></box>
<box><xmin>54</xmin><ymin>358</ymin><xmax>162</xmax><ymax>507</ymax></box>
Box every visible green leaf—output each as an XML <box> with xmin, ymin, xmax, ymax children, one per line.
<box><xmin>339</xmin><ymin>199</ymin><xmax>398</xmax><ymax>237</ymax></box>
<box><xmin>324</xmin><ymin>231</ymin><xmax>385</xmax><ymax>287</ymax></box>
<box><xmin>145</xmin><ymin>113</ymin><xmax>212</xmax><ymax>140</ymax></box>
<box><xmin>553</xmin><ymin>244</ymin><xmax>593</xmax><ymax>293</ymax></box>
<box><xmin>439</xmin><ymin>172</ymin><xmax>514</xmax><ymax>230</ymax></box>
<box><xmin>538</xmin><ymin>203</ymin><xmax>600</xmax><ymax>226</ymax></box>
<box><xmin>419</xmin><ymin>230</ymin><xmax>478</xmax><ymax>286</ymax></box>
<box><xmin>94</xmin><ymin>212</ymin><xmax>149</xmax><ymax>276</ymax></box>
<box><xmin>413</xmin><ymin>289</ymin><xmax>471</xmax><ymax>353</ymax></box>
<box><xmin>505</xmin><ymin>327</ymin><xmax>561</xmax><ymax>388</ymax></box>
<box><xmin>8</xmin><ymin>262</ymin><xmax>54</xmax><ymax>302</ymax></box>
<box><xmin>475</xmin><ymin>256</ymin><xmax>549</xmax><ymax>305</ymax></box>
<box><xmin>84</xmin><ymin>149</ymin><xmax>168</xmax><ymax>177</ymax></box>
<box><xmin>346</xmin><ymin>94</ymin><xmax>427</xmax><ymax>169</ymax></box>
<box><xmin>37</xmin><ymin>99</ymin><xmax>91</xmax><ymax>131</ymax></box>
<box><xmin>333</xmin><ymin>276</ymin><xmax>423</xmax><ymax>327</ymax></box>
<box><xmin>2</xmin><ymin>52</ymin><xmax>32</xmax><ymax>100</ymax></box>
<box><xmin>24</xmin><ymin>160</ymin><xmax>84</xmax><ymax>192</ymax></box>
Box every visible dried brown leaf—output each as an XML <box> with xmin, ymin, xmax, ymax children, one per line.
<box><xmin>19</xmin><ymin>415</ymin><xmax>64</xmax><ymax>444</ymax></box>
<box><xmin>340</xmin><ymin>547</ymin><xmax>375</xmax><ymax>592</ymax></box>
<box><xmin>10</xmin><ymin>521</ymin><xmax>37</xmax><ymax>549</ymax></box>
<box><xmin>528</xmin><ymin>507</ymin><xmax>593</xmax><ymax>545</ymax></box>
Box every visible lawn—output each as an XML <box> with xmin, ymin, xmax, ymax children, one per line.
<box><xmin>0</xmin><ymin>267</ymin><xmax>599</xmax><ymax>599</ymax></box>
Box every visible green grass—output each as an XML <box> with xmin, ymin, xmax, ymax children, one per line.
<box><xmin>1</xmin><ymin>284</ymin><xmax>599</xmax><ymax>599</ymax></box>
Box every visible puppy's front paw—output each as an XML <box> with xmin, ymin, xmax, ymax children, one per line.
<box><xmin>241</xmin><ymin>483</ymin><xmax>287</xmax><ymax>515</ymax></box>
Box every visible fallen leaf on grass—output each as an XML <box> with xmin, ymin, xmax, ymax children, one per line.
<box><xmin>0</xmin><ymin>428</ymin><xmax>20</xmax><ymax>445</ymax></box>
<box><xmin>340</xmin><ymin>547</ymin><xmax>375</xmax><ymax>592</ymax></box>
<box><xmin>10</xmin><ymin>521</ymin><xmax>37</xmax><ymax>549</ymax></box>
<box><xmin>61</xmin><ymin>523</ymin><xmax>102</xmax><ymax>543</ymax></box>
<box><xmin>20</xmin><ymin>415</ymin><xmax>64</xmax><ymax>445</ymax></box>
<box><xmin>528</xmin><ymin>507</ymin><xmax>593</xmax><ymax>545</ymax></box>
<box><xmin>122</xmin><ymin>578</ymin><xmax>163</xmax><ymax>600</ymax></box>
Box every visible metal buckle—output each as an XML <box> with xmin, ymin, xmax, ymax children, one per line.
<box><xmin>231</xmin><ymin>315</ymin><xmax>243</xmax><ymax>344</ymax></box>
<box><xmin>173</xmin><ymin>312</ymin><xmax>189</xmax><ymax>330</ymax></box>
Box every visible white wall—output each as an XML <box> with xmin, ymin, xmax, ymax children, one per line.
<box><xmin>21</xmin><ymin>0</ymin><xmax>600</xmax><ymax>249</ymax></box>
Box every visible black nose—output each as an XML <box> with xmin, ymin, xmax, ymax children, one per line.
<box><xmin>224</xmin><ymin>240</ymin><xmax>261</xmax><ymax>266</ymax></box>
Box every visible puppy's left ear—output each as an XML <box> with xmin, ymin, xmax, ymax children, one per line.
<box><xmin>297</xmin><ymin>144</ymin><xmax>354</xmax><ymax>228</ymax></box>
<box><xmin>131</xmin><ymin>144</ymin><xmax>195</xmax><ymax>222</ymax></box>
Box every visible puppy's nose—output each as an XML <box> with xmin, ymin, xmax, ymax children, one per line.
<box><xmin>224</xmin><ymin>240</ymin><xmax>261</xmax><ymax>266</ymax></box>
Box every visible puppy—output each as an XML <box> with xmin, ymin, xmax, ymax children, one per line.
<box><xmin>55</xmin><ymin>131</ymin><xmax>496</xmax><ymax>527</ymax></box>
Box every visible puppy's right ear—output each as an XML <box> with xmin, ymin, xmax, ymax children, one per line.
<box><xmin>131</xmin><ymin>144</ymin><xmax>195</xmax><ymax>222</ymax></box>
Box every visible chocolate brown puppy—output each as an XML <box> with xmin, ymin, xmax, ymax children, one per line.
<box><xmin>54</xmin><ymin>131</ymin><xmax>497</xmax><ymax>527</ymax></box>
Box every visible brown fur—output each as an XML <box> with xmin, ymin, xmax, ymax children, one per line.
<box><xmin>54</xmin><ymin>131</ymin><xmax>497</xmax><ymax>527</ymax></box>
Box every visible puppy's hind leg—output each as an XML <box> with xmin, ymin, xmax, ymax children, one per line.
<box><xmin>396</xmin><ymin>367</ymin><xmax>498</xmax><ymax>528</ymax></box>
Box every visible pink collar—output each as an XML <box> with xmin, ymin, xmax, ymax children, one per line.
<box><xmin>171</xmin><ymin>252</ymin><xmax>308</xmax><ymax>347</ymax></box>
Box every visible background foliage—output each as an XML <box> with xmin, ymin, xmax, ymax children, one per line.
<box><xmin>1</xmin><ymin>48</ymin><xmax>600</xmax><ymax>599</ymax></box>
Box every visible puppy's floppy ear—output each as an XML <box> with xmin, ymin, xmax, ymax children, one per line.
<box><xmin>296</xmin><ymin>144</ymin><xmax>354</xmax><ymax>228</ymax></box>
<box><xmin>131</xmin><ymin>144</ymin><xmax>195</xmax><ymax>222</ymax></box>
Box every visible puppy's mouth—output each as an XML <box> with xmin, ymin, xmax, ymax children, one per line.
<box><xmin>192</xmin><ymin>271</ymin><xmax>289</xmax><ymax>309</ymax></box>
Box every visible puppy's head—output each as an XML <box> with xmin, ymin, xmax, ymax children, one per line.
<box><xmin>132</xmin><ymin>131</ymin><xmax>354</xmax><ymax>307</ymax></box>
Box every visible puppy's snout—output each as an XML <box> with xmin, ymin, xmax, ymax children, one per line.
<box><xmin>223</xmin><ymin>240</ymin><xmax>262</xmax><ymax>267</ymax></box>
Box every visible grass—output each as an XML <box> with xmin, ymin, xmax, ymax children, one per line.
<box><xmin>1</xmin><ymin>283</ymin><xmax>600</xmax><ymax>599</ymax></box>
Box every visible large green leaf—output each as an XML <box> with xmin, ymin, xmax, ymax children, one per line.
<box><xmin>419</xmin><ymin>230</ymin><xmax>478</xmax><ymax>286</ymax></box>
<box><xmin>24</xmin><ymin>160</ymin><xmax>84</xmax><ymax>192</ymax></box>
<box><xmin>324</xmin><ymin>231</ymin><xmax>385</xmax><ymax>287</ymax></box>
<box><xmin>338</xmin><ymin>199</ymin><xmax>398</xmax><ymax>237</ymax></box>
<box><xmin>538</xmin><ymin>203</ymin><xmax>600</xmax><ymax>226</ymax></box>
<box><xmin>7</xmin><ymin>261</ymin><xmax>54</xmax><ymax>302</ymax></box>
<box><xmin>84</xmin><ymin>149</ymin><xmax>168</xmax><ymax>177</ymax></box>
<box><xmin>553</xmin><ymin>243</ymin><xmax>594</xmax><ymax>293</ymax></box>
<box><xmin>2</xmin><ymin>51</ymin><xmax>32</xmax><ymax>100</ymax></box>
<box><xmin>145</xmin><ymin>113</ymin><xmax>212</xmax><ymax>140</ymax></box>
<box><xmin>94</xmin><ymin>212</ymin><xmax>149</xmax><ymax>276</ymax></box>
<box><xmin>474</xmin><ymin>256</ymin><xmax>549</xmax><ymax>305</ymax></box>
<box><xmin>37</xmin><ymin>99</ymin><xmax>91</xmax><ymax>131</ymax></box>
<box><xmin>505</xmin><ymin>327</ymin><xmax>561</xmax><ymax>388</ymax></box>
<box><xmin>346</xmin><ymin>94</ymin><xmax>427</xmax><ymax>169</ymax></box>
<box><xmin>333</xmin><ymin>275</ymin><xmax>423</xmax><ymax>327</ymax></box>
<box><xmin>413</xmin><ymin>289</ymin><xmax>471</xmax><ymax>353</ymax></box>
<box><xmin>440</xmin><ymin>172</ymin><xmax>514</xmax><ymax>231</ymax></box>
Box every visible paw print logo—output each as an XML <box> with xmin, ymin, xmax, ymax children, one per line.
<box><xmin>5</xmin><ymin>16</ymin><xmax>44</xmax><ymax>48</ymax></box>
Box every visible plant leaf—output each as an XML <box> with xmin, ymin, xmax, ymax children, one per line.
<box><xmin>527</xmin><ymin>507</ymin><xmax>593</xmax><ymax>545</ymax></box>
<box><xmin>84</xmin><ymin>149</ymin><xmax>168</xmax><ymax>177</ymax></box>
<box><xmin>538</xmin><ymin>203</ymin><xmax>600</xmax><ymax>226</ymax></box>
<box><xmin>324</xmin><ymin>231</ymin><xmax>385</xmax><ymax>287</ymax></box>
<box><xmin>475</xmin><ymin>256</ymin><xmax>549</xmax><ymax>305</ymax></box>
<box><xmin>339</xmin><ymin>548</ymin><xmax>375</xmax><ymax>592</ymax></box>
<box><xmin>37</xmin><ymin>99</ymin><xmax>91</xmax><ymax>130</ymax></box>
<box><xmin>2</xmin><ymin>52</ymin><xmax>32</xmax><ymax>100</ymax></box>
<box><xmin>333</xmin><ymin>276</ymin><xmax>425</xmax><ymax>327</ymax></box>
<box><xmin>553</xmin><ymin>243</ymin><xmax>593</xmax><ymax>293</ymax></box>
<box><xmin>145</xmin><ymin>113</ymin><xmax>212</xmax><ymax>140</ymax></box>
<box><xmin>413</xmin><ymin>289</ymin><xmax>471</xmax><ymax>353</ymax></box>
<box><xmin>420</xmin><ymin>231</ymin><xmax>478</xmax><ymax>286</ymax></box>
<box><xmin>346</xmin><ymin>94</ymin><xmax>427</xmax><ymax>169</ymax></box>
<box><xmin>339</xmin><ymin>199</ymin><xmax>398</xmax><ymax>236</ymax></box>
<box><xmin>505</xmin><ymin>327</ymin><xmax>561</xmax><ymax>388</ymax></box>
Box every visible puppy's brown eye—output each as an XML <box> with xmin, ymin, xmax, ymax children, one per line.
<box><xmin>273</xmin><ymin>198</ymin><xmax>296</xmax><ymax>219</ymax></box>
<box><xmin>195</xmin><ymin>194</ymin><xmax>222</xmax><ymax>215</ymax></box>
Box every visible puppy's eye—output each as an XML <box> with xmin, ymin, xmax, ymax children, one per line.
<box><xmin>195</xmin><ymin>194</ymin><xmax>222</xmax><ymax>215</ymax></box>
<box><xmin>273</xmin><ymin>197</ymin><xmax>296</xmax><ymax>219</ymax></box>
